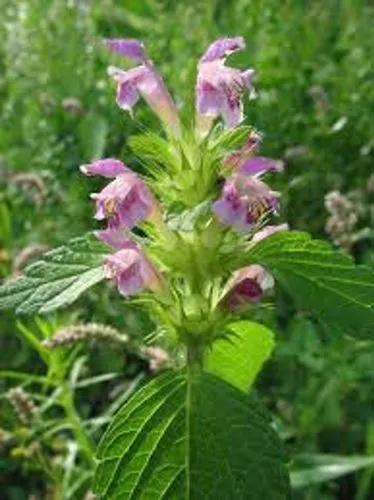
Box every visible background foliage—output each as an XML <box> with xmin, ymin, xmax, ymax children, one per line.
<box><xmin>0</xmin><ymin>0</ymin><xmax>373</xmax><ymax>498</ymax></box>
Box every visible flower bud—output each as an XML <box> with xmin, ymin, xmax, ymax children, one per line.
<box><xmin>223</xmin><ymin>264</ymin><xmax>274</xmax><ymax>309</ymax></box>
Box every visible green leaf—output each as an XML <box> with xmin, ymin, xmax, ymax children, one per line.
<box><xmin>128</xmin><ymin>133</ymin><xmax>179</xmax><ymax>173</ymax></box>
<box><xmin>205</xmin><ymin>321</ymin><xmax>275</xmax><ymax>392</ymax></box>
<box><xmin>0</xmin><ymin>233</ymin><xmax>107</xmax><ymax>314</ymax></box>
<box><xmin>249</xmin><ymin>231</ymin><xmax>374</xmax><ymax>339</ymax></box>
<box><xmin>290</xmin><ymin>454</ymin><xmax>374</xmax><ymax>488</ymax></box>
<box><xmin>94</xmin><ymin>370</ymin><xmax>290</xmax><ymax>499</ymax></box>
<box><xmin>208</xmin><ymin>125</ymin><xmax>252</xmax><ymax>153</ymax></box>
<box><xmin>167</xmin><ymin>201</ymin><xmax>211</xmax><ymax>232</ymax></box>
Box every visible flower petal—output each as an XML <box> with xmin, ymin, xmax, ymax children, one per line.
<box><xmin>225</xmin><ymin>130</ymin><xmax>262</xmax><ymax>168</ymax></box>
<box><xmin>104</xmin><ymin>245</ymin><xmax>159</xmax><ymax>297</ymax></box>
<box><xmin>213</xmin><ymin>174</ymin><xmax>280</xmax><ymax>231</ymax></box>
<box><xmin>196</xmin><ymin>38</ymin><xmax>254</xmax><ymax>130</ymax></box>
<box><xmin>104</xmin><ymin>38</ymin><xmax>146</xmax><ymax>63</ymax></box>
<box><xmin>95</xmin><ymin>227</ymin><xmax>136</xmax><ymax>249</ymax></box>
<box><xmin>239</xmin><ymin>156</ymin><xmax>284</xmax><ymax>176</ymax></box>
<box><xmin>108</xmin><ymin>64</ymin><xmax>180</xmax><ymax>135</ymax></box>
<box><xmin>80</xmin><ymin>159</ymin><xmax>129</xmax><ymax>178</ymax></box>
<box><xmin>223</xmin><ymin>264</ymin><xmax>274</xmax><ymax>309</ymax></box>
<box><xmin>252</xmin><ymin>223</ymin><xmax>289</xmax><ymax>243</ymax></box>
<box><xmin>93</xmin><ymin>173</ymin><xmax>156</xmax><ymax>229</ymax></box>
<box><xmin>200</xmin><ymin>37</ymin><xmax>245</xmax><ymax>63</ymax></box>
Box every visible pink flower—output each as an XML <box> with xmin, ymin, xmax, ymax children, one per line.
<box><xmin>196</xmin><ymin>37</ymin><xmax>255</xmax><ymax>132</ymax></box>
<box><xmin>95</xmin><ymin>227</ymin><xmax>133</xmax><ymax>249</ymax></box>
<box><xmin>224</xmin><ymin>130</ymin><xmax>284</xmax><ymax>176</ymax></box>
<box><xmin>213</xmin><ymin>173</ymin><xmax>279</xmax><ymax>231</ymax></box>
<box><xmin>239</xmin><ymin>156</ymin><xmax>284</xmax><ymax>176</ymax></box>
<box><xmin>104</xmin><ymin>38</ymin><xmax>146</xmax><ymax>63</ymax></box>
<box><xmin>223</xmin><ymin>264</ymin><xmax>274</xmax><ymax>309</ymax></box>
<box><xmin>80</xmin><ymin>159</ymin><xmax>130</xmax><ymax>178</ymax></box>
<box><xmin>104</xmin><ymin>243</ymin><xmax>160</xmax><ymax>297</ymax></box>
<box><xmin>105</xmin><ymin>38</ymin><xmax>180</xmax><ymax>136</ymax></box>
<box><xmin>225</xmin><ymin>130</ymin><xmax>262</xmax><ymax>168</ymax></box>
<box><xmin>80</xmin><ymin>159</ymin><xmax>157</xmax><ymax>230</ymax></box>
<box><xmin>252</xmin><ymin>224</ymin><xmax>289</xmax><ymax>244</ymax></box>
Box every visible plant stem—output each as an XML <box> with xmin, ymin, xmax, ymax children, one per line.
<box><xmin>186</xmin><ymin>340</ymin><xmax>204</xmax><ymax>369</ymax></box>
<box><xmin>60</xmin><ymin>382</ymin><xmax>95</xmax><ymax>468</ymax></box>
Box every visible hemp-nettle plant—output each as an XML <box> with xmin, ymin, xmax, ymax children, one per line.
<box><xmin>1</xmin><ymin>36</ymin><xmax>373</xmax><ymax>500</ymax></box>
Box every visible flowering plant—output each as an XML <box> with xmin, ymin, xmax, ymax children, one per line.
<box><xmin>1</xmin><ymin>36</ymin><xmax>373</xmax><ymax>499</ymax></box>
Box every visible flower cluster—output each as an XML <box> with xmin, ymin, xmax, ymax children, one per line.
<box><xmin>80</xmin><ymin>37</ymin><xmax>288</xmax><ymax>336</ymax></box>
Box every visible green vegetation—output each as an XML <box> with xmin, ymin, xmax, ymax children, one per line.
<box><xmin>0</xmin><ymin>1</ymin><xmax>373</xmax><ymax>498</ymax></box>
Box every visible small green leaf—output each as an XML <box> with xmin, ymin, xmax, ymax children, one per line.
<box><xmin>94</xmin><ymin>370</ymin><xmax>290</xmax><ymax>499</ymax></box>
<box><xmin>249</xmin><ymin>231</ymin><xmax>374</xmax><ymax>338</ymax></box>
<box><xmin>205</xmin><ymin>320</ymin><xmax>275</xmax><ymax>392</ymax></box>
<box><xmin>0</xmin><ymin>233</ymin><xmax>107</xmax><ymax>314</ymax></box>
<box><xmin>290</xmin><ymin>454</ymin><xmax>374</xmax><ymax>488</ymax></box>
<box><xmin>129</xmin><ymin>132</ymin><xmax>179</xmax><ymax>173</ymax></box>
<box><xmin>209</xmin><ymin>125</ymin><xmax>252</xmax><ymax>153</ymax></box>
<box><xmin>167</xmin><ymin>201</ymin><xmax>211</xmax><ymax>232</ymax></box>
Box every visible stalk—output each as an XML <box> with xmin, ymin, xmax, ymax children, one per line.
<box><xmin>60</xmin><ymin>382</ymin><xmax>95</xmax><ymax>468</ymax></box>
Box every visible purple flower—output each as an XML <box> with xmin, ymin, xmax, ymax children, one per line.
<box><xmin>105</xmin><ymin>38</ymin><xmax>180</xmax><ymax>136</ymax></box>
<box><xmin>224</xmin><ymin>130</ymin><xmax>284</xmax><ymax>177</ymax></box>
<box><xmin>196</xmin><ymin>37</ymin><xmax>255</xmax><ymax>131</ymax></box>
<box><xmin>213</xmin><ymin>173</ymin><xmax>279</xmax><ymax>231</ymax></box>
<box><xmin>95</xmin><ymin>227</ymin><xmax>134</xmax><ymax>249</ymax></box>
<box><xmin>80</xmin><ymin>158</ymin><xmax>157</xmax><ymax>230</ymax></box>
<box><xmin>252</xmin><ymin>224</ymin><xmax>289</xmax><ymax>244</ymax></box>
<box><xmin>104</xmin><ymin>38</ymin><xmax>146</xmax><ymax>63</ymax></box>
<box><xmin>225</xmin><ymin>130</ymin><xmax>262</xmax><ymax>168</ymax></box>
<box><xmin>91</xmin><ymin>172</ymin><xmax>156</xmax><ymax>230</ymax></box>
<box><xmin>80</xmin><ymin>158</ymin><xmax>130</xmax><ymax>178</ymax></box>
<box><xmin>104</xmin><ymin>244</ymin><xmax>160</xmax><ymax>297</ymax></box>
<box><xmin>223</xmin><ymin>264</ymin><xmax>274</xmax><ymax>309</ymax></box>
<box><xmin>239</xmin><ymin>156</ymin><xmax>284</xmax><ymax>176</ymax></box>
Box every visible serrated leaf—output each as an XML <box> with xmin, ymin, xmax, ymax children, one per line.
<box><xmin>205</xmin><ymin>321</ymin><xmax>275</xmax><ymax>392</ymax></box>
<box><xmin>290</xmin><ymin>454</ymin><xmax>374</xmax><ymax>488</ymax></box>
<box><xmin>0</xmin><ymin>233</ymin><xmax>107</xmax><ymax>314</ymax></box>
<box><xmin>249</xmin><ymin>231</ymin><xmax>374</xmax><ymax>339</ymax></box>
<box><xmin>94</xmin><ymin>370</ymin><xmax>290</xmax><ymax>499</ymax></box>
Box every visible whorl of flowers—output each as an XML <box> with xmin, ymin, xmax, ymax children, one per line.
<box><xmin>80</xmin><ymin>37</ymin><xmax>288</xmax><ymax>355</ymax></box>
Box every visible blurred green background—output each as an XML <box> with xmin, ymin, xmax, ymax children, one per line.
<box><xmin>0</xmin><ymin>0</ymin><xmax>373</xmax><ymax>498</ymax></box>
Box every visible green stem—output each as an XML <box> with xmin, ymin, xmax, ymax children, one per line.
<box><xmin>60</xmin><ymin>382</ymin><xmax>95</xmax><ymax>468</ymax></box>
<box><xmin>186</xmin><ymin>340</ymin><xmax>204</xmax><ymax>369</ymax></box>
